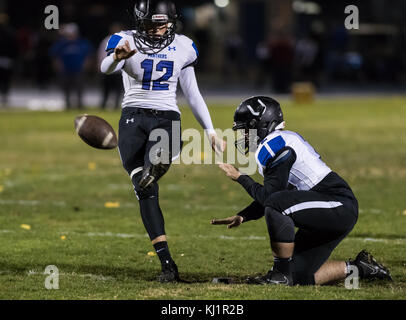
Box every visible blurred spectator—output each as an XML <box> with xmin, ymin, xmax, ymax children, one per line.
<box><xmin>223</xmin><ymin>33</ymin><xmax>243</xmax><ymax>81</ymax></box>
<box><xmin>255</xmin><ymin>40</ymin><xmax>271</xmax><ymax>89</ymax></box>
<box><xmin>268</xmin><ymin>31</ymin><xmax>294</xmax><ymax>93</ymax></box>
<box><xmin>0</xmin><ymin>13</ymin><xmax>16</xmax><ymax>107</ymax></box>
<box><xmin>325</xmin><ymin>25</ymin><xmax>349</xmax><ymax>82</ymax></box>
<box><xmin>50</xmin><ymin>23</ymin><xmax>92</xmax><ymax>110</ymax></box>
<box><xmin>97</xmin><ymin>23</ymin><xmax>123</xmax><ymax>110</ymax></box>
<box><xmin>294</xmin><ymin>35</ymin><xmax>320</xmax><ymax>85</ymax></box>
<box><xmin>34</xmin><ymin>30</ymin><xmax>54</xmax><ymax>90</ymax></box>
<box><xmin>194</xmin><ymin>28</ymin><xmax>210</xmax><ymax>70</ymax></box>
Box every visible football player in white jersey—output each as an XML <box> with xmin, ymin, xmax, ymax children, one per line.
<box><xmin>212</xmin><ymin>96</ymin><xmax>392</xmax><ymax>286</ymax></box>
<box><xmin>101</xmin><ymin>0</ymin><xmax>225</xmax><ymax>282</ymax></box>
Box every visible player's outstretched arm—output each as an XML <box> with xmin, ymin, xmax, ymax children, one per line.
<box><xmin>218</xmin><ymin>163</ymin><xmax>268</xmax><ymax>206</ymax></box>
<box><xmin>179</xmin><ymin>67</ymin><xmax>226</xmax><ymax>155</ymax></box>
<box><xmin>218</xmin><ymin>163</ymin><xmax>241</xmax><ymax>180</ymax></box>
<box><xmin>211</xmin><ymin>201</ymin><xmax>265</xmax><ymax>227</ymax></box>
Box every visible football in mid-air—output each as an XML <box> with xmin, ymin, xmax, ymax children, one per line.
<box><xmin>74</xmin><ymin>114</ymin><xmax>118</xmax><ymax>150</ymax></box>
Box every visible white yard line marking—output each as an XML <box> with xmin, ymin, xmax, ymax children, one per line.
<box><xmin>197</xmin><ymin>234</ymin><xmax>267</xmax><ymax>240</ymax></box>
<box><xmin>0</xmin><ymin>199</ymin><xmax>138</xmax><ymax>208</ymax></box>
<box><xmin>85</xmin><ymin>232</ymin><xmax>147</xmax><ymax>238</ymax></box>
<box><xmin>359</xmin><ymin>208</ymin><xmax>383</xmax><ymax>214</ymax></box>
<box><xmin>2</xmin><ymin>227</ymin><xmax>404</xmax><ymax>245</ymax></box>
<box><xmin>0</xmin><ymin>199</ymin><xmax>66</xmax><ymax>206</ymax></box>
<box><xmin>345</xmin><ymin>236</ymin><xmax>406</xmax><ymax>244</ymax></box>
<box><xmin>0</xmin><ymin>230</ymin><xmax>14</xmax><ymax>233</ymax></box>
<box><xmin>107</xmin><ymin>184</ymin><xmax>132</xmax><ymax>190</ymax></box>
<box><xmin>26</xmin><ymin>270</ymin><xmax>114</xmax><ymax>281</ymax></box>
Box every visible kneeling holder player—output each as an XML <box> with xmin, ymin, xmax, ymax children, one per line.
<box><xmin>212</xmin><ymin>96</ymin><xmax>392</xmax><ymax>286</ymax></box>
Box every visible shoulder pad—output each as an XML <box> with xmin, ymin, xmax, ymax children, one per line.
<box><xmin>256</xmin><ymin>134</ymin><xmax>287</xmax><ymax>167</ymax></box>
<box><xmin>267</xmin><ymin>146</ymin><xmax>296</xmax><ymax>169</ymax></box>
<box><xmin>265</xmin><ymin>135</ymin><xmax>286</xmax><ymax>155</ymax></box>
<box><xmin>105</xmin><ymin>31</ymin><xmax>132</xmax><ymax>53</ymax></box>
<box><xmin>106</xmin><ymin>34</ymin><xmax>123</xmax><ymax>52</ymax></box>
<box><xmin>257</xmin><ymin>144</ymin><xmax>273</xmax><ymax>167</ymax></box>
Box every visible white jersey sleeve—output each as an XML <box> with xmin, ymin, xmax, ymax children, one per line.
<box><xmin>255</xmin><ymin>130</ymin><xmax>332</xmax><ymax>190</ymax></box>
<box><xmin>179</xmin><ymin>35</ymin><xmax>199</xmax><ymax>69</ymax></box>
<box><xmin>179</xmin><ymin>56</ymin><xmax>215</xmax><ymax>136</ymax></box>
<box><xmin>105</xmin><ymin>32</ymin><xmax>129</xmax><ymax>56</ymax></box>
<box><xmin>100</xmin><ymin>31</ymin><xmax>130</xmax><ymax>74</ymax></box>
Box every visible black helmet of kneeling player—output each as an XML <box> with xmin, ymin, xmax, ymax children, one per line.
<box><xmin>134</xmin><ymin>0</ymin><xmax>178</xmax><ymax>54</ymax></box>
<box><xmin>233</xmin><ymin>96</ymin><xmax>285</xmax><ymax>154</ymax></box>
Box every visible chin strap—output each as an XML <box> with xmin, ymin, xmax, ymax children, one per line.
<box><xmin>266</xmin><ymin>121</ymin><xmax>285</xmax><ymax>134</ymax></box>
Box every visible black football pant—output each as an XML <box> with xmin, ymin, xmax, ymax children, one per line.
<box><xmin>251</xmin><ymin>172</ymin><xmax>358</xmax><ymax>285</ymax></box>
<box><xmin>118</xmin><ymin>107</ymin><xmax>182</xmax><ymax>241</ymax></box>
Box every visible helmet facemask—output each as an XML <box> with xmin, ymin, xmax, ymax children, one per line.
<box><xmin>134</xmin><ymin>14</ymin><xmax>176</xmax><ymax>54</ymax></box>
<box><xmin>233</xmin><ymin>123</ymin><xmax>259</xmax><ymax>155</ymax></box>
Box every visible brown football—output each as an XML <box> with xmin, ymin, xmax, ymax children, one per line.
<box><xmin>74</xmin><ymin>114</ymin><xmax>118</xmax><ymax>150</ymax></box>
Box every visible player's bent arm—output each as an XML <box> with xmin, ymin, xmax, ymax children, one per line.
<box><xmin>263</xmin><ymin>147</ymin><xmax>296</xmax><ymax>192</ymax></box>
<box><xmin>236</xmin><ymin>147</ymin><xmax>296</xmax><ymax>206</ymax></box>
<box><xmin>100</xmin><ymin>54</ymin><xmax>125</xmax><ymax>74</ymax></box>
<box><xmin>179</xmin><ymin>67</ymin><xmax>215</xmax><ymax>137</ymax></box>
<box><xmin>236</xmin><ymin>201</ymin><xmax>265</xmax><ymax>223</ymax></box>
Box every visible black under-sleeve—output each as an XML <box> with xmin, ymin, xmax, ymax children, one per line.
<box><xmin>236</xmin><ymin>175</ymin><xmax>269</xmax><ymax>206</ymax></box>
<box><xmin>236</xmin><ymin>147</ymin><xmax>297</xmax><ymax>206</ymax></box>
<box><xmin>236</xmin><ymin>201</ymin><xmax>265</xmax><ymax>222</ymax></box>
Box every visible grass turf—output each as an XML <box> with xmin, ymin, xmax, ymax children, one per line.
<box><xmin>0</xmin><ymin>97</ymin><xmax>405</xmax><ymax>299</ymax></box>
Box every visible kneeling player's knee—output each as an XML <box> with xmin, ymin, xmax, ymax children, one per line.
<box><xmin>264</xmin><ymin>207</ymin><xmax>295</xmax><ymax>243</ymax></box>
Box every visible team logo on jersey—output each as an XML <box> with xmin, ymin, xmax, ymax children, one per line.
<box><xmin>168</xmin><ymin>46</ymin><xmax>176</xmax><ymax>51</ymax></box>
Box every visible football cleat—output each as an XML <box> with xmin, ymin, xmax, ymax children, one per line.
<box><xmin>139</xmin><ymin>148</ymin><xmax>171</xmax><ymax>190</ymax></box>
<box><xmin>158</xmin><ymin>260</ymin><xmax>180</xmax><ymax>283</ymax></box>
<box><xmin>350</xmin><ymin>250</ymin><xmax>392</xmax><ymax>281</ymax></box>
<box><xmin>246</xmin><ymin>268</ymin><xmax>293</xmax><ymax>286</ymax></box>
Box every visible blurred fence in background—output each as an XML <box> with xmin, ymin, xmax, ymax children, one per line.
<box><xmin>1</xmin><ymin>0</ymin><xmax>406</xmax><ymax>109</ymax></box>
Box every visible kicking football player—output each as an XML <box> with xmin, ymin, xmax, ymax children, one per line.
<box><xmin>212</xmin><ymin>96</ymin><xmax>392</xmax><ymax>286</ymax></box>
<box><xmin>101</xmin><ymin>0</ymin><xmax>225</xmax><ymax>282</ymax></box>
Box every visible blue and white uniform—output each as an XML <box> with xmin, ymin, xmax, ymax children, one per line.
<box><xmin>255</xmin><ymin>130</ymin><xmax>332</xmax><ymax>190</ymax></box>
<box><xmin>100</xmin><ymin>30</ymin><xmax>218</xmax><ymax>244</ymax></box>
<box><xmin>101</xmin><ymin>31</ymin><xmax>215</xmax><ymax>135</ymax></box>
<box><xmin>236</xmin><ymin>128</ymin><xmax>359</xmax><ymax>285</ymax></box>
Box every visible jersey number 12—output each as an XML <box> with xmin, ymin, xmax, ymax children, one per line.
<box><xmin>141</xmin><ymin>59</ymin><xmax>174</xmax><ymax>91</ymax></box>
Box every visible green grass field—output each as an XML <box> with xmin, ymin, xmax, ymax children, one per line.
<box><xmin>0</xmin><ymin>97</ymin><xmax>405</xmax><ymax>299</ymax></box>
